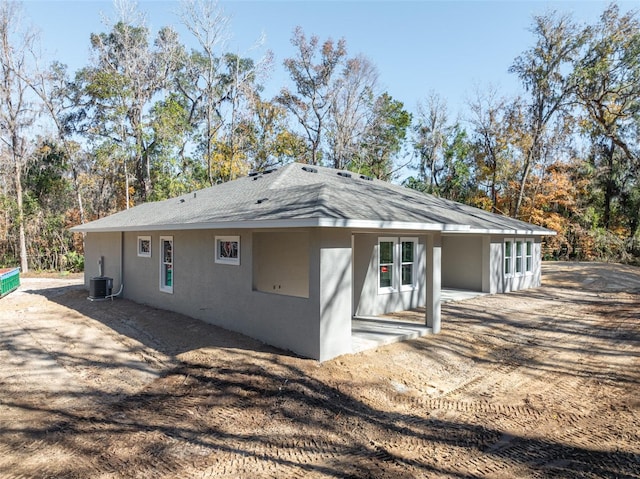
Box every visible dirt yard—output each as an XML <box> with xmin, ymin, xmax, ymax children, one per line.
<box><xmin>0</xmin><ymin>262</ymin><xmax>638</xmax><ymax>478</ymax></box>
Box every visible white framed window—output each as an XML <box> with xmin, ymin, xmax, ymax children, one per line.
<box><xmin>504</xmin><ymin>240</ymin><xmax>513</xmax><ymax>277</ymax></box>
<box><xmin>137</xmin><ymin>235</ymin><xmax>151</xmax><ymax>257</ymax></box>
<box><xmin>515</xmin><ymin>240</ymin><xmax>523</xmax><ymax>275</ymax></box>
<box><xmin>160</xmin><ymin>236</ymin><xmax>173</xmax><ymax>293</ymax></box>
<box><xmin>525</xmin><ymin>240</ymin><xmax>533</xmax><ymax>273</ymax></box>
<box><xmin>378</xmin><ymin>237</ymin><xmax>418</xmax><ymax>294</ymax></box>
<box><xmin>378</xmin><ymin>237</ymin><xmax>395</xmax><ymax>293</ymax></box>
<box><xmin>400</xmin><ymin>237</ymin><xmax>418</xmax><ymax>291</ymax></box>
<box><xmin>215</xmin><ymin>235</ymin><xmax>240</xmax><ymax>265</ymax></box>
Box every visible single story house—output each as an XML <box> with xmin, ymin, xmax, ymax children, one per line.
<box><xmin>72</xmin><ymin>162</ymin><xmax>554</xmax><ymax>361</ymax></box>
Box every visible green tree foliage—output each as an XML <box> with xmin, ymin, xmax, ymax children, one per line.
<box><xmin>22</xmin><ymin>141</ymin><xmax>81</xmax><ymax>271</ymax></box>
<box><xmin>240</xmin><ymin>97</ymin><xmax>307</xmax><ymax>171</ymax></box>
<box><xmin>508</xmin><ymin>10</ymin><xmax>587</xmax><ymax>219</ymax></box>
<box><xmin>2</xmin><ymin>1</ymin><xmax>640</xmax><ymax>270</ymax></box>
<box><xmin>77</xmin><ymin>10</ymin><xmax>184</xmax><ymax>205</ymax></box>
<box><xmin>573</xmin><ymin>4</ymin><xmax>640</xmax><ymax>235</ymax></box>
<box><xmin>353</xmin><ymin>93</ymin><xmax>411</xmax><ymax>180</ymax></box>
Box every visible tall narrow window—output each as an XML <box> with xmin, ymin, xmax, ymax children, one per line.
<box><xmin>504</xmin><ymin>240</ymin><xmax>513</xmax><ymax>277</ymax></box>
<box><xmin>400</xmin><ymin>238</ymin><xmax>417</xmax><ymax>289</ymax></box>
<box><xmin>160</xmin><ymin>236</ymin><xmax>173</xmax><ymax>293</ymax></box>
<box><xmin>525</xmin><ymin>240</ymin><xmax>533</xmax><ymax>273</ymax></box>
<box><xmin>515</xmin><ymin>240</ymin><xmax>523</xmax><ymax>275</ymax></box>
<box><xmin>378</xmin><ymin>238</ymin><xmax>394</xmax><ymax>291</ymax></box>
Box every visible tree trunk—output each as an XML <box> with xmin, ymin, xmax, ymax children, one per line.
<box><xmin>603</xmin><ymin>140</ymin><xmax>616</xmax><ymax>230</ymax></box>
<box><xmin>513</xmin><ymin>159</ymin><xmax>531</xmax><ymax>219</ymax></box>
<box><xmin>491</xmin><ymin>165</ymin><xmax>498</xmax><ymax>213</ymax></box>
<box><xmin>14</xmin><ymin>156</ymin><xmax>28</xmax><ymax>273</ymax></box>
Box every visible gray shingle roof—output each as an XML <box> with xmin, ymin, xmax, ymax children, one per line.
<box><xmin>72</xmin><ymin>162</ymin><xmax>555</xmax><ymax>235</ymax></box>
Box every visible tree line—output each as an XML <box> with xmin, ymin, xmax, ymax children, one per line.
<box><xmin>0</xmin><ymin>0</ymin><xmax>638</xmax><ymax>272</ymax></box>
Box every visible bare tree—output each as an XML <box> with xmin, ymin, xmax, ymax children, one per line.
<box><xmin>327</xmin><ymin>54</ymin><xmax>378</xmax><ymax>170</ymax></box>
<box><xmin>179</xmin><ymin>0</ymin><xmax>271</xmax><ymax>182</ymax></box>
<box><xmin>178</xmin><ymin>0</ymin><xmax>230</xmax><ymax>184</ymax></box>
<box><xmin>467</xmin><ymin>86</ymin><xmax>511</xmax><ymax>213</ymax></box>
<box><xmin>0</xmin><ymin>1</ymin><xmax>38</xmax><ymax>272</ymax></box>
<box><xmin>278</xmin><ymin>27</ymin><xmax>347</xmax><ymax>165</ymax></box>
<box><xmin>413</xmin><ymin>92</ymin><xmax>449</xmax><ymax>191</ymax></box>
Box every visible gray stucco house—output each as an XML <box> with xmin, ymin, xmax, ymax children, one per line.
<box><xmin>73</xmin><ymin>163</ymin><xmax>554</xmax><ymax>361</ymax></box>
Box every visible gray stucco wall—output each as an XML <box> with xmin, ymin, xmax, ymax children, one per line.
<box><xmin>253</xmin><ymin>231</ymin><xmax>310</xmax><ymax>298</ymax></box>
<box><xmin>86</xmin><ymin>229</ymin><xmax>322</xmax><ymax>360</ymax></box>
<box><xmin>317</xmin><ymin>229</ymin><xmax>353</xmax><ymax>361</ymax></box>
<box><xmin>441</xmin><ymin>235</ymin><xmax>484</xmax><ymax>291</ymax></box>
<box><xmin>83</xmin><ymin>228</ymin><xmax>545</xmax><ymax>361</ymax></box>
<box><xmin>84</xmin><ymin>232</ymin><xmax>123</xmax><ymax>291</ymax></box>
<box><xmin>352</xmin><ymin>233</ymin><xmax>427</xmax><ymax>317</ymax></box>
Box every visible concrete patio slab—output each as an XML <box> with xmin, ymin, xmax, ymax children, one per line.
<box><xmin>351</xmin><ymin>289</ymin><xmax>487</xmax><ymax>353</ymax></box>
<box><xmin>351</xmin><ymin>317</ymin><xmax>432</xmax><ymax>353</ymax></box>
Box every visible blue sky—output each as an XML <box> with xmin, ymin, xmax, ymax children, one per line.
<box><xmin>23</xmin><ymin>0</ymin><xmax>636</xmax><ymax>120</ymax></box>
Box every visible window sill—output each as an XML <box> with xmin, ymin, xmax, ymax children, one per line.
<box><xmin>400</xmin><ymin>285</ymin><xmax>417</xmax><ymax>292</ymax></box>
<box><xmin>378</xmin><ymin>287</ymin><xmax>396</xmax><ymax>295</ymax></box>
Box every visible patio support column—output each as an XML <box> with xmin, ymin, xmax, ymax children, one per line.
<box><xmin>426</xmin><ymin>232</ymin><xmax>442</xmax><ymax>333</ymax></box>
<box><xmin>318</xmin><ymin>228</ymin><xmax>353</xmax><ymax>361</ymax></box>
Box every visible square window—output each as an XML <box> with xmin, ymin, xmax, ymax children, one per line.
<box><xmin>215</xmin><ymin>236</ymin><xmax>240</xmax><ymax>265</ymax></box>
<box><xmin>137</xmin><ymin>236</ymin><xmax>151</xmax><ymax>257</ymax></box>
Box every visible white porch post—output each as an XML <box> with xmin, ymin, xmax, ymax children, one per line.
<box><xmin>426</xmin><ymin>232</ymin><xmax>442</xmax><ymax>333</ymax></box>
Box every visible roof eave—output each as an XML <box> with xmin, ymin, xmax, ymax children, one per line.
<box><xmin>71</xmin><ymin>218</ymin><xmax>556</xmax><ymax>235</ymax></box>
<box><xmin>446</xmin><ymin>227</ymin><xmax>557</xmax><ymax>236</ymax></box>
<box><xmin>72</xmin><ymin>218</ymin><xmax>470</xmax><ymax>233</ymax></box>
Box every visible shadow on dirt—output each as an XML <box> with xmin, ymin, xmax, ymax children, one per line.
<box><xmin>36</xmin><ymin>285</ymin><xmax>293</xmax><ymax>360</ymax></box>
<box><xmin>1</xmin><ymin>265</ymin><xmax>638</xmax><ymax>478</ymax></box>
<box><xmin>1</xmin><ymin>351</ymin><xmax>639</xmax><ymax>478</ymax></box>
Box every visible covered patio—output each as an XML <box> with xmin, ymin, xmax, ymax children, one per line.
<box><xmin>352</xmin><ymin>288</ymin><xmax>487</xmax><ymax>353</ymax></box>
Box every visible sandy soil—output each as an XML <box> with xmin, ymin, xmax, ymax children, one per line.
<box><xmin>0</xmin><ymin>262</ymin><xmax>638</xmax><ymax>478</ymax></box>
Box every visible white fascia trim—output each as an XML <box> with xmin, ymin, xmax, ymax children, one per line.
<box><xmin>72</xmin><ymin>218</ymin><xmax>471</xmax><ymax>233</ymax></box>
<box><xmin>73</xmin><ymin>218</ymin><xmax>554</xmax><ymax>235</ymax></box>
<box><xmin>445</xmin><ymin>228</ymin><xmax>556</xmax><ymax>236</ymax></box>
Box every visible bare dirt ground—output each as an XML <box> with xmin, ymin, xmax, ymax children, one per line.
<box><xmin>0</xmin><ymin>262</ymin><xmax>638</xmax><ymax>479</ymax></box>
